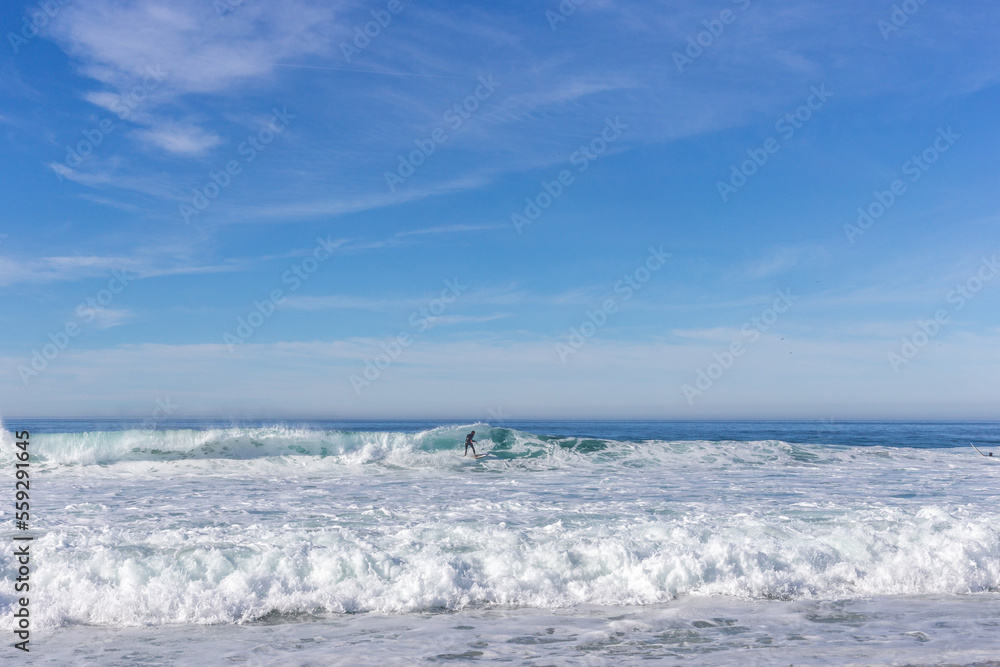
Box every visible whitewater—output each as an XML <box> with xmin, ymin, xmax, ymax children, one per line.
<box><xmin>2</xmin><ymin>420</ymin><xmax>1000</xmax><ymax>665</ymax></box>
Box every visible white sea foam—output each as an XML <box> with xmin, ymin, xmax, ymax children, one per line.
<box><xmin>0</xmin><ymin>429</ymin><xmax>1000</xmax><ymax>627</ymax></box>
<box><xmin>25</xmin><ymin>596</ymin><xmax>1000</xmax><ymax>666</ymax></box>
<box><xmin>5</xmin><ymin>503</ymin><xmax>1000</xmax><ymax>632</ymax></box>
<box><xmin>2</xmin><ymin>424</ymin><xmax>1000</xmax><ymax>646</ymax></box>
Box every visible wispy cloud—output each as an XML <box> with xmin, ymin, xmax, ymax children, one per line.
<box><xmin>45</xmin><ymin>0</ymin><xmax>341</xmax><ymax>93</ymax></box>
<box><xmin>42</xmin><ymin>0</ymin><xmax>342</xmax><ymax>156</ymax></box>
<box><xmin>671</xmin><ymin>327</ymin><xmax>742</xmax><ymax>343</ymax></box>
<box><xmin>395</xmin><ymin>224</ymin><xmax>503</xmax><ymax>237</ymax></box>
<box><xmin>133</xmin><ymin>122</ymin><xmax>223</xmax><ymax>155</ymax></box>
<box><xmin>490</xmin><ymin>78</ymin><xmax>637</xmax><ymax>124</ymax></box>
<box><xmin>228</xmin><ymin>174</ymin><xmax>495</xmax><ymax>223</ymax></box>
<box><xmin>746</xmin><ymin>246</ymin><xmax>824</xmax><ymax>279</ymax></box>
<box><xmin>282</xmin><ymin>295</ymin><xmax>425</xmax><ymax>312</ymax></box>
<box><xmin>76</xmin><ymin>194</ymin><xmax>146</xmax><ymax>212</ymax></box>
<box><xmin>0</xmin><ymin>254</ymin><xmax>249</xmax><ymax>287</ymax></box>
<box><xmin>282</xmin><ymin>286</ymin><xmax>552</xmax><ymax>313</ymax></box>
<box><xmin>430</xmin><ymin>313</ymin><xmax>509</xmax><ymax>326</ymax></box>
<box><xmin>92</xmin><ymin>308</ymin><xmax>134</xmax><ymax>330</ymax></box>
<box><xmin>48</xmin><ymin>159</ymin><xmax>181</xmax><ymax>200</ymax></box>
<box><xmin>0</xmin><ymin>255</ymin><xmax>129</xmax><ymax>286</ymax></box>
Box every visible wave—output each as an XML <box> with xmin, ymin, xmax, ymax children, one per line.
<box><xmin>3</xmin><ymin>424</ymin><xmax>480</xmax><ymax>467</ymax></box>
<box><xmin>3</xmin><ymin>422</ymin><xmax>995</xmax><ymax>630</ymax></box>
<box><xmin>4</xmin><ymin>423</ymin><xmax>867</xmax><ymax>469</ymax></box>
<box><xmin>3</xmin><ymin>504</ymin><xmax>998</xmax><ymax>629</ymax></box>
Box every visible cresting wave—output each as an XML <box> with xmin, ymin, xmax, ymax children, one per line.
<box><xmin>8</xmin><ymin>424</ymin><xmax>854</xmax><ymax>468</ymax></box>
<box><xmin>22</xmin><ymin>425</ymin><xmax>474</xmax><ymax>467</ymax></box>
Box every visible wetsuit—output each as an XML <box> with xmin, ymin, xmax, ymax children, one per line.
<box><xmin>464</xmin><ymin>433</ymin><xmax>477</xmax><ymax>456</ymax></box>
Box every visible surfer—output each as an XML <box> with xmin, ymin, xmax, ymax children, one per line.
<box><xmin>464</xmin><ymin>431</ymin><xmax>478</xmax><ymax>457</ymax></box>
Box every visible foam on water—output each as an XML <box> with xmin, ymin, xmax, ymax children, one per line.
<box><xmin>3</xmin><ymin>423</ymin><xmax>1000</xmax><ymax>639</ymax></box>
<box><xmin>10</xmin><ymin>502</ymin><xmax>1000</xmax><ymax>631</ymax></box>
<box><xmin>32</xmin><ymin>596</ymin><xmax>1000</xmax><ymax>666</ymax></box>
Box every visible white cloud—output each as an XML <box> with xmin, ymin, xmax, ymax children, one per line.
<box><xmin>0</xmin><ymin>255</ymin><xmax>130</xmax><ymax>286</ymax></box>
<box><xmin>282</xmin><ymin>295</ymin><xmax>424</xmax><ymax>312</ymax></box>
<box><xmin>746</xmin><ymin>246</ymin><xmax>823</xmax><ymax>279</ymax></box>
<box><xmin>42</xmin><ymin>0</ymin><xmax>343</xmax><ymax>155</ymax></box>
<box><xmin>48</xmin><ymin>159</ymin><xmax>180</xmax><ymax>199</ymax></box>
<box><xmin>491</xmin><ymin>78</ymin><xmax>637</xmax><ymax>124</ymax></box>
<box><xmin>430</xmin><ymin>314</ymin><xmax>509</xmax><ymax>326</ymax></box>
<box><xmin>0</xmin><ymin>254</ymin><xmax>249</xmax><ymax>287</ymax></box>
<box><xmin>395</xmin><ymin>224</ymin><xmax>503</xmax><ymax>237</ymax></box>
<box><xmin>91</xmin><ymin>308</ymin><xmax>134</xmax><ymax>330</ymax></box>
<box><xmin>671</xmin><ymin>327</ymin><xmax>741</xmax><ymax>343</ymax></box>
<box><xmin>46</xmin><ymin>0</ymin><xmax>341</xmax><ymax>94</ymax></box>
<box><xmin>133</xmin><ymin>123</ymin><xmax>222</xmax><ymax>155</ymax></box>
<box><xmin>228</xmin><ymin>174</ymin><xmax>495</xmax><ymax>222</ymax></box>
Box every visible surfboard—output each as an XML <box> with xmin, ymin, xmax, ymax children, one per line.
<box><xmin>474</xmin><ymin>454</ymin><xmax>489</xmax><ymax>459</ymax></box>
<box><xmin>971</xmin><ymin>443</ymin><xmax>994</xmax><ymax>457</ymax></box>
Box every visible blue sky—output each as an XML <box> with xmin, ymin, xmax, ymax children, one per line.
<box><xmin>1</xmin><ymin>0</ymin><xmax>999</xmax><ymax>419</ymax></box>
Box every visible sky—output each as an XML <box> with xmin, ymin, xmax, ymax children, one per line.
<box><xmin>1</xmin><ymin>0</ymin><xmax>999</xmax><ymax>420</ymax></box>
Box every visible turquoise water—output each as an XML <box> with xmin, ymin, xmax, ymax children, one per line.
<box><xmin>2</xmin><ymin>420</ymin><xmax>1000</xmax><ymax>665</ymax></box>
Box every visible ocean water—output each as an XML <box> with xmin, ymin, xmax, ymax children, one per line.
<box><xmin>2</xmin><ymin>419</ymin><xmax>1000</xmax><ymax>665</ymax></box>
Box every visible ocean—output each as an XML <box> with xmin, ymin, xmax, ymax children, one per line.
<box><xmin>2</xmin><ymin>419</ymin><xmax>1000</xmax><ymax>665</ymax></box>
